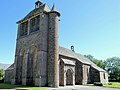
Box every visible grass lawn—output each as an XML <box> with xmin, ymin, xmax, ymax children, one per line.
<box><xmin>85</xmin><ymin>82</ymin><xmax>120</xmax><ymax>89</ymax></box>
<box><xmin>0</xmin><ymin>83</ymin><xmax>47</xmax><ymax>90</ymax></box>
<box><xmin>104</xmin><ymin>82</ymin><xmax>120</xmax><ymax>88</ymax></box>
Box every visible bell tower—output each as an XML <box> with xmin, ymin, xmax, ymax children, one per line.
<box><xmin>12</xmin><ymin>0</ymin><xmax>60</xmax><ymax>87</ymax></box>
<box><xmin>35</xmin><ymin>0</ymin><xmax>42</xmax><ymax>8</ymax></box>
<box><xmin>47</xmin><ymin>4</ymin><xmax>60</xmax><ymax>88</ymax></box>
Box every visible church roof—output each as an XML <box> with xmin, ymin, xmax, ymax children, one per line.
<box><xmin>5</xmin><ymin>63</ymin><xmax>14</xmax><ymax>70</ymax></box>
<box><xmin>17</xmin><ymin>3</ymin><xmax>50</xmax><ymax>23</ymax></box>
<box><xmin>59</xmin><ymin>46</ymin><xmax>106</xmax><ymax>72</ymax></box>
<box><xmin>62</xmin><ymin>58</ymin><xmax>76</xmax><ymax>66</ymax></box>
<box><xmin>59</xmin><ymin>46</ymin><xmax>90</xmax><ymax>65</ymax></box>
<box><xmin>24</xmin><ymin>3</ymin><xmax>50</xmax><ymax>19</ymax></box>
<box><xmin>6</xmin><ymin>47</ymin><xmax>106</xmax><ymax>72</ymax></box>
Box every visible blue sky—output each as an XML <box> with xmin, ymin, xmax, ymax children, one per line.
<box><xmin>0</xmin><ymin>0</ymin><xmax>120</xmax><ymax>64</ymax></box>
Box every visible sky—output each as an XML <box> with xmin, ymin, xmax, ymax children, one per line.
<box><xmin>0</xmin><ymin>0</ymin><xmax>120</xmax><ymax>64</ymax></box>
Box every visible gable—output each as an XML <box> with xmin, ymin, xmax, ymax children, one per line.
<box><xmin>61</xmin><ymin>58</ymin><xmax>75</xmax><ymax>66</ymax></box>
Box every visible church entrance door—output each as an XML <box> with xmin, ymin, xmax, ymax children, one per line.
<box><xmin>66</xmin><ymin>69</ymin><xmax>73</xmax><ymax>85</ymax></box>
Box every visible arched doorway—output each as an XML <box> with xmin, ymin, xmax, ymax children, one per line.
<box><xmin>66</xmin><ymin>69</ymin><xmax>73</xmax><ymax>85</ymax></box>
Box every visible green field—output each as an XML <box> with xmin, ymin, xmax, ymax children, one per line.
<box><xmin>85</xmin><ymin>82</ymin><xmax>120</xmax><ymax>89</ymax></box>
<box><xmin>1</xmin><ymin>82</ymin><xmax>120</xmax><ymax>89</ymax></box>
<box><xmin>104</xmin><ymin>82</ymin><xmax>120</xmax><ymax>88</ymax></box>
<box><xmin>0</xmin><ymin>83</ymin><xmax>47</xmax><ymax>90</ymax></box>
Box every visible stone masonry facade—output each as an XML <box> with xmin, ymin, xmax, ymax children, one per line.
<box><xmin>4</xmin><ymin>0</ymin><xmax>108</xmax><ymax>88</ymax></box>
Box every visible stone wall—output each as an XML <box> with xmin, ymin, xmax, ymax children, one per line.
<box><xmin>59</xmin><ymin>60</ymin><xmax>64</xmax><ymax>86</ymax></box>
<box><xmin>75</xmin><ymin>61</ymin><xmax>90</xmax><ymax>85</ymax></box>
<box><xmin>64</xmin><ymin>64</ymin><xmax>75</xmax><ymax>86</ymax></box>
<box><xmin>82</xmin><ymin>64</ymin><xmax>90</xmax><ymax>84</ymax></box>
<box><xmin>4</xmin><ymin>70</ymin><xmax>12</xmax><ymax>83</ymax></box>
<box><xmin>75</xmin><ymin>61</ymin><xmax>83</xmax><ymax>85</ymax></box>
<box><xmin>100</xmin><ymin>72</ymin><xmax>108</xmax><ymax>84</ymax></box>
<box><xmin>90</xmin><ymin>67</ymin><xmax>100</xmax><ymax>83</ymax></box>
<box><xmin>59</xmin><ymin>56</ymin><xmax>76</xmax><ymax>86</ymax></box>
<box><xmin>4</xmin><ymin>69</ymin><xmax>14</xmax><ymax>83</ymax></box>
<box><xmin>14</xmin><ymin>13</ymin><xmax>49</xmax><ymax>86</ymax></box>
<box><xmin>47</xmin><ymin>12</ymin><xmax>59</xmax><ymax>87</ymax></box>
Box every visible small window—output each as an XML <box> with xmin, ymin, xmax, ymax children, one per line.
<box><xmin>36</xmin><ymin>15</ymin><xmax>40</xmax><ymax>31</ymax></box>
<box><xmin>87</xmin><ymin>68</ymin><xmax>89</xmax><ymax>76</ymax></box>
<box><xmin>30</xmin><ymin>15</ymin><xmax>40</xmax><ymax>33</ymax></box>
<box><xmin>103</xmin><ymin>73</ymin><xmax>106</xmax><ymax>79</ymax></box>
<box><xmin>20</xmin><ymin>21</ymin><xmax>28</xmax><ymax>36</ymax></box>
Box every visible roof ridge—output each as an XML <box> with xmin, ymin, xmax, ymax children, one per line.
<box><xmin>59</xmin><ymin>46</ymin><xmax>106</xmax><ymax>72</ymax></box>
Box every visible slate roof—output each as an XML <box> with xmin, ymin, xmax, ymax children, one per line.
<box><xmin>24</xmin><ymin>4</ymin><xmax>50</xmax><ymax>19</ymax></box>
<box><xmin>59</xmin><ymin>46</ymin><xmax>106</xmax><ymax>72</ymax></box>
<box><xmin>17</xmin><ymin>4</ymin><xmax>50</xmax><ymax>23</ymax></box>
<box><xmin>6</xmin><ymin>47</ymin><xmax>106</xmax><ymax>72</ymax></box>
<box><xmin>62</xmin><ymin>58</ymin><xmax>75</xmax><ymax>66</ymax></box>
<box><xmin>59</xmin><ymin>46</ymin><xmax>90</xmax><ymax>65</ymax></box>
<box><xmin>5</xmin><ymin>63</ymin><xmax>14</xmax><ymax>70</ymax></box>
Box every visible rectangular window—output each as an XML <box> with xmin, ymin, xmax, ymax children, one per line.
<box><xmin>20</xmin><ymin>21</ymin><xmax>28</xmax><ymax>36</ymax></box>
<box><xmin>87</xmin><ymin>68</ymin><xmax>89</xmax><ymax>76</ymax></box>
<box><xmin>36</xmin><ymin>15</ymin><xmax>40</xmax><ymax>31</ymax></box>
<box><xmin>30</xmin><ymin>18</ymin><xmax>36</xmax><ymax>33</ymax></box>
<box><xmin>30</xmin><ymin>15</ymin><xmax>40</xmax><ymax>33</ymax></box>
<box><xmin>104</xmin><ymin>73</ymin><xmax>106</xmax><ymax>79</ymax></box>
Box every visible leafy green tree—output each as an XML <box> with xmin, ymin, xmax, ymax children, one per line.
<box><xmin>0</xmin><ymin>69</ymin><xmax>4</xmax><ymax>80</ymax></box>
<box><xmin>105</xmin><ymin>57</ymin><xmax>120</xmax><ymax>81</ymax></box>
<box><xmin>105</xmin><ymin>57</ymin><xmax>120</xmax><ymax>68</ymax></box>
<box><xmin>93</xmin><ymin>59</ymin><xmax>106</xmax><ymax>69</ymax></box>
<box><xmin>109</xmin><ymin>66</ymin><xmax>120</xmax><ymax>80</ymax></box>
<box><xmin>84</xmin><ymin>54</ymin><xmax>94</xmax><ymax>62</ymax></box>
<box><xmin>84</xmin><ymin>55</ymin><xmax>120</xmax><ymax>81</ymax></box>
<box><xmin>84</xmin><ymin>54</ymin><xmax>106</xmax><ymax>69</ymax></box>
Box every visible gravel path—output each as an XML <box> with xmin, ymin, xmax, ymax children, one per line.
<box><xmin>47</xmin><ymin>85</ymin><xmax>120</xmax><ymax>90</ymax></box>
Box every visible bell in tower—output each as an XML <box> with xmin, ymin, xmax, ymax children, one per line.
<box><xmin>35</xmin><ymin>0</ymin><xmax>43</xmax><ymax>8</ymax></box>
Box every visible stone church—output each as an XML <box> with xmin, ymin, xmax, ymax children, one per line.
<box><xmin>4</xmin><ymin>0</ymin><xmax>108</xmax><ymax>88</ymax></box>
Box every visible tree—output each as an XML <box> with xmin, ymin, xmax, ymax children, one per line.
<box><xmin>0</xmin><ymin>69</ymin><xmax>4</xmax><ymax>80</ymax></box>
<box><xmin>105</xmin><ymin>57</ymin><xmax>120</xmax><ymax>81</ymax></box>
<box><xmin>109</xmin><ymin>66</ymin><xmax>120</xmax><ymax>80</ymax></box>
<box><xmin>105</xmin><ymin>57</ymin><xmax>120</xmax><ymax>68</ymax></box>
<box><xmin>84</xmin><ymin>55</ymin><xmax>120</xmax><ymax>81</ymax></box>
<box><xmin>84</xmin><ymin>54</ymin><xmax>94</xmax><ymax>62</ymax></box>
<box><xmin>84</xmin><ymin>54</ymin><xmax>106</xmax><ymax>69</ymax></box>
<box><xmin>93</xmin><ymin>59</ymin><xmax>106</xmax><ymax>69</ymax></box>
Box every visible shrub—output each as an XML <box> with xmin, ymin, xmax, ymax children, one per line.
<box><xmin>0</xmin><ymin>78</ymin><xmax>4</xmax><ymax>83</ymax></box>
<box><xmin>108</xmin><ymin>82</ymin><xmax>112</xmax><ymax>85</ymax></box>
<box><xmin>94</xmin><ymin>82</ymin><xmax>103</xmax><ymax>86</ymax></box>
<box><xmin>0</xmin><ymin>69</ymin><xmax>4</xmax><ymax>80</ymax></box>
